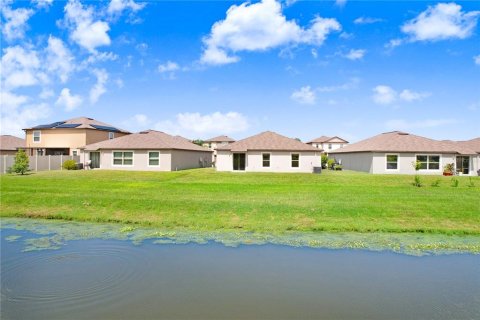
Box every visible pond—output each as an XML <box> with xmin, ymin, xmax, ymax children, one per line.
<box><xmin>1</xmin><ymin>218</ymin><xmax>479</xmax><ymax>319</ymax></box>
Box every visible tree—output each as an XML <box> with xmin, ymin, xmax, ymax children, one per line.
<box><xmin>12</xmin><ymin>150</ymin><xmax>29</xmax><ymax>175</ymax></box>
<box><xmin>192</xmin><ymin>139</ymin><xmax>204</xmax><ymax>146</ymax></box>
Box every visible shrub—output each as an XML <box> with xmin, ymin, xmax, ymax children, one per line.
<box><xmin>327</xmin><ymin>159</ymin><xmax>335</xmax><ymax>170</ymax></box>
<box><xmin>321</xmin><ymin>155</ymin><xmax>328</xmax><ymax>169</ymax></box>
<box><xmin>443</xmin><ymin>163</ymin><xmax>454</xmax><ymax>174</ymax></box>
<box><xmin>12</xmin><ymin>150</ymin><xmax>29</xmax><ymax>175</ymax></box>
<box><xmin>451</xmin><ymin>177</ymin><xmax>459</xmax><ymax>188</ymax></box>
<box><xmin>431</xmin><ymin>179</ymin><xmax>441</xmax><ymax>187</ymax></box>
<box><xmin>412</xmin><ymin>160</ymin><xmax>422</xmax><ymax>171</ymax></box>
<box><xmin>334</xmin><ymin>164</ymin><xmax>343</xmax><ymax>171</ymax></box>
<box><xmin>62</xmin><ymin>159</ymin><xmax>78</xmax><ymax>170</ymax></box>
<box><xmin>413</xmin><ymin>175</ymin><xmax>422</xmax><ymax>187</ymax></box>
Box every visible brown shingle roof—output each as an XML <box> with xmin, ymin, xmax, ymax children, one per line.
<box><xmin>330</xmin><ymin>131</ymin><xmax>478</xmax><ymax>155</ymax></box>
<box><xmin>0</xmin><ymin>135</ymin><xmax>25</xmax><ymax>151</ymax></box>
<box><xmin>217</xmin><ymin>131</ymin><xmax>320</xmax><ymax>152</ymax></box>
<box><xmin>204</xmin><ymin>135</ymin><xmax>236</xmax><ymax>143</ymax></box>
<box><xmin>457</xmin><ymin>138</ymin><xmax>480</xmax><ymax>153</ymax></box>
<box><xmin>24</xmin><ymin>117</ymin><xmax>130</xmax><ymax>133</ymax></box>
<box><xmin>307</xmin><ymin>135</ymin><xmax>349</xmax><ymax>144</ymax></box>
<box><xmin>83</xmin><ymin>130</ymin><xmax>212</xmax><ymax>152</ymax></box>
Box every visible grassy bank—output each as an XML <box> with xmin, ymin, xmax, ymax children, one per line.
<box><xmin>1</xmin><ymin>169</ymin><xmax>479</xmax><ymax>235</ymax></box>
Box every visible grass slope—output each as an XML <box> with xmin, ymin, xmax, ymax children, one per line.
<box><xmin>1</xmin><ymin>169</ymin><xmax>479</xmax><ymax>235</ymax></box>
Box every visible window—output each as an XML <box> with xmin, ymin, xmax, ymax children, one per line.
<box><xmin>328</xmin><ymin>144</ymin><xmax>332</xmax><ymax>150</ymax></box>
<box><xmin>72</xmin><ymin>150</ymin><xmax>78</xmax><ymax>156</ymax></box>
<box><xmin>149</xmin><ymin>152</ymin><xmax>159</xmax><ymax>166</ymax></box>
<box><xmin>291</xmin><ymin>154</ymin><xmax>299</xmax><ymax>168</ymax></box>
<box><xmin>262</xmin><ymin>153</ymin><xmax>270</xmax><ymax>167</ymax></box>
<box><xmin>109</xmin><ymin>132</ymin><xmax>115</xmax><ymax>139</ymax></box>
<box><xmin>36</xmin><ymin>149</ymin><xmax>44</xmax><ymax>156</ymax></box>
<box><xmin>340</xmin><ymin>144</ymin><xmax>344</xmax><ymax>148</ymax></box>
<box><xmin>33</xmin><ymin>130</ymin><xmax>41</xmax><ymax>143</ymax></box>
<box><xmin>416</xmin><ymin>155</ymin><xmax>440</xmax><ymax>170</ymax></box>
<box><xmin>386</xmin><ymin>154</ymin><xmax>398</xmax><ymax>170</ymax></box>
<box><xmin>113</xmin><ymin>151</ymin><xmax>133</xmax><ymax>166</ymax></box>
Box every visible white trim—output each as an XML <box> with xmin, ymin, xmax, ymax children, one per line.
<box><xmin>262</xmin><ymin>152</ymin><xmax>271</xmax><ymax>168</ymax></box>
<box><xmin>290</xmin><ymin>152</ymin><xmax>300</xmax><ymax>168</ymax></box>
<box><xmin>385</xmin><ymin>153</ymin><xmax>399</xmax><ymax>171</ymax></box>
<box><xmin>148</xmin><ymin>150</ymin><xmax>160</xmax><ymax>167</ymax></box>
<box><xmin>108</xmin><ymin>132</ymin><xmax>115</xmax><ymax>140</ymax></box>
<box><xmin>415</xmin><ymin>154</ymin><xmax>442</xmax><ymax>172</ymax></box>
<box><xmin>112</xmin><ymin>150</ymin><xmax>134</xmax><ymax>167</ymax></box>
<box><xmin>33</xmin><ymin>130</ymin><xmax>41</xmax><ymax>143</ymax></box>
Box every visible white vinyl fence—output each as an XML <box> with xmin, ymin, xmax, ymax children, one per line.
<box><xmin>1</xmin><ymin>155</ymin><xmax>81</xmax><ymax>173</ymax></box>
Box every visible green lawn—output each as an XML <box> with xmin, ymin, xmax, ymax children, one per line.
<box><xmin>1</xmin><ymin>169</ymin><xmax>479</xmax><ymax>235</ymax></box>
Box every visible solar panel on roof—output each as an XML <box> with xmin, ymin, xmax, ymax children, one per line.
<box><xmin>90</xmin><ymin>124</ymin><xmax>120</xmax><ymax>132</ymax></box>
<box><xmin>56</xmin><ymin>123</ymin><xmax>81</xmax><ymax>128</ymax></box>
<box><xmin>33</xmin><ymin>121</ymin><xmax>66</xmax><ymax>129</ymax></box>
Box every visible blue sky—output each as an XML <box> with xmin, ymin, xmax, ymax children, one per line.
<box><xmin>1</xmin><ymin>0</ymin><xmax>479</xmax><ymax>142</ymax></box>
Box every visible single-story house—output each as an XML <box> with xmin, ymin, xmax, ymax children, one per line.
<box><xmin>329</xmin><ymin>131</ymin><xmax>479</xmax><ymax>175</ymax></box>
<box><xmin>202</xmin><ymin>135</ymin><xmax>236</xmax><ymax>163</ymax></box>
<box><xmin>81</xmin><ymin>130</ymin><xmax>213</xmax><ymax>171</ymax></box>
<box><xmin>306</xmin><ymin>136</ymin><xmax>349</xmax><ymax>152</ymax></box>
<box><xmin>216</xmin><ymin>131</ymin><xmax>321</xmax><ymax>173</ymax></box>
<box><xmin>0</xmin><ymin>135</ymin><xmax>25</xmax><ymax>155</ymax></box>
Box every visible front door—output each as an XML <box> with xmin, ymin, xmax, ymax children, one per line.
<box><xmin>456</xmin><ymin>156</ymin><xmax>469</xmax><ymax>175</ymax></box>
<box><xmin>90</xmin><ymin>152</ymin><xmax>100</xmax><ymax>169</ymax></box>
<box><xmin>233</xmin><ymin>153</ymin><xmax>246</xmax><ymax>171</ymax></box>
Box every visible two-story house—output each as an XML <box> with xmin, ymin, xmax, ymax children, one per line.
<box><xmin>306</xmin><ymin>136</ymin><xmax>349</xmax><ymax>153</ymax></box>
<box><xmin>202</xmin><ymin>135</ymin><xmax>236</xmax><ymax>163</ymax></box>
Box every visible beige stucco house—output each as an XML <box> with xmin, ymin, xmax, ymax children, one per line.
<box><xmin>306</xmin><ymin>136</ymin><xmax>349</xmax><ymax>153</ymax></box>
<box><xmin>329</xmin><ymin>131</ymin><xmax>479</xmax><ymax>175</ymax></box>
<box><xmin>0</xmin><ymin>135</ymin><xmax>25</xmax><ymax>155</ymax></box>
<box><xmin>202</xmin><ymin>135</ymin><xmax>236</xmax><ymax>164</ymax></box>
<box><xmin>81</xmin><ymin>130</ymin><xmax>213</xmax><ymax>171</ymax></box>
<box><xmin>216</xmin><ymin>131</ymin><xmax>321</xmax><ymax>173</ymax></box>
<box><xmin>24</xmin><ymin>117</ymin><xmax>130</xmax><ymax>158</ymax></box>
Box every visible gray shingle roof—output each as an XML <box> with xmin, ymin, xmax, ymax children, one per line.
<box><xmin>329</xmin><ymin>131</ymin><xmax>478</xmax><ymax>155</ymax></box>
<box><xmin>307</xmin><ymin>136</ymin><xmax>349</xmax><ymax>144</ymax></box>
<box><xmin>204</xmin><ymin>135</ymin><xmax>236</xmax><ymax>143</ymax></box>
<box><xmin>217</xmin><ymin>131</ymin><xmax>320</xmax><ymax>152</ymax></box>
<box><xmin>83</xmin><ymin>130</ymin><xmax>212</xmax><ymax>152</ymax></box>
<box><xmin>0</xmin><ymin>135</ymin><xmax>25</xmax><ymax>151</ymax></box>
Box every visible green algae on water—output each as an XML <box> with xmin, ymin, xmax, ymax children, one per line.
<box><xmin>2</xmin><ymin>218</ymin><xmax>479</xmax><ymax>255</ymax></box>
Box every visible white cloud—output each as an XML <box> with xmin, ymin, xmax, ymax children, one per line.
<box><xmin>401</xmin><ymin>3</ymin><xmax>480</xmax><ymax>41</ymax></box>
<box><xmin>385</xmin><ymin>118</ymin><xmax>458</xmax><ymax>130</ymax></box>
<box><xmin>1</xmin><ymin>5</ymin><xmax>34</xmax><ymax>40</ymax></box>
<box><xmin>1</xmin><ymin>45</ymin><xmax>43</xmax><ymax>90</ymax></box>
<box><xmin>335</xmin><ymin>0</ymin><xmax>347</xmax><ymax>7</ymax></box>
<box><xmin>200</xmin><ymin>0</ymin><xmax>341</xmax><ymax>65</ymax></box>
<box><xmin>372</xmin><ymin>85</ymin><xmax>397</xmax><ymax>105</ymax></box>
<box><xmin>55</xmin><ymin>88</ymin><xmax>83</xmax><ymax>111</ymax></box>
<box><xmin>89</xmin><ymin>68</ymin><xmax>108</xmax><ymax>104</ymax></box>
<box><xmin>291</xmin><ymin>86</ymin><xmax>316</xmax><ymax>105</ymax></box>
<box><xmin>398</xmin><ymin>89</ymin><xmax>431</xmax><ymax>102</ymax></box>
<box><xmin>45</xmin><ymin>36</ymin><xmax>74</xmax><ymax>83</ymax></box>
<box><xmin>474</xmin><ymin>54</ymin><xmax>480</xmax><ymax>66</ymax></box>
<box><xmin>343</xmin><ymin>48</ymin><xmax>366</xmax><ymax>60</ymax></box>
<box><xmin>353</xmin><ymin>16</ymin><xmax>383</xmax><ymax>25</ymax></box>
<box><xmin>317</xmin><ymin>77</ymin><xmax>359</xmax><ymax>92</ymax></box>
<box><xmin>373</xmin><ymin>85</ymin><xmax>431</xmax><ymax>105</ymax></box>
<box><xmin>33</xmin><ymin>0</ymin><xmax>53</xmax><ymax>9</ymax></box>
<box><xmin>155</xmin><ymin>112</ymin><xmax>249</xmax><ymax>136</ymax></box>
<box><xmin>385</xmin><ymin>38</ymin><xmax>403</xmax><ymax>49</ymax></box>
<box><xmin>64</xmin><ymin>0</ymin><xmax>111</xmax><ymax>52</ymax></box>
<box><xmin>107</xmin><ymin>0</ymin><xmax>145</xmax><ymax>14</ymax></box>
<box><xmin>158</xmin><ymin>61</ymin><xmax>179</xmax><ymax>73</ymax></box>
<box><xmin>0</xmin><ymin>91</ymin><xmax>29</xmax><ymax>114</ymax></box>
<box><xmin>311</xmin><ymin>48</ymin><xmax>318</xmax><ymax>58</ymax></box>
<box><xmin>39</xmin><ymin>88</ymin><xmax>54</xmax><ymax>99</ymax></box>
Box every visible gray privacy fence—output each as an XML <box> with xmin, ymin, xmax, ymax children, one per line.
<box><xmin>1</xmin><ymin>155</ymin><xmax>80</xmax><ymax>173</ymax></box>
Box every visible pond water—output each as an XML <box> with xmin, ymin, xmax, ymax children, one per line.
<box><xmin>1</xmin><ymin>219</ymin><xmax>480</xmax><ymax>319</ymax></box>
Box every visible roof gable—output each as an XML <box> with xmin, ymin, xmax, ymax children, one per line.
<box><xmin>204</xmin><ymin>135</ymin><xmax>236</xmax><ymax>143</ymax></box>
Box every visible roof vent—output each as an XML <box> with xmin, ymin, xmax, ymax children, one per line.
<box><xmin>139</xmin><ymin>131</ymin><xmax>149</xmax><ymax>134</ymax></box>
<box><xmin>87</xmin><ymin>117</ymin><xmax>94</xmax><ymax>120</ymax></box>
<box><xmin>398</xmin><ymin>132</ymin><xmax>409</xmax><ymax>135</ymax></box>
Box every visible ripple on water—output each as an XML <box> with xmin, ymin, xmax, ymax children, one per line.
<box><xmin>1</xmin><ymin>240</ymin><xmax>153</xmax><ymax>314</ymax></box>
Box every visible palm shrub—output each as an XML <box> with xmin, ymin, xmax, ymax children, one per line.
<box><xmin>12</xmin><ymin>150</ymin><xmax>29</xmax><ymax>175</ymax></box>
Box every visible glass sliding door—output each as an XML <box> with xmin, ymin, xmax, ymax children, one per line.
<box><xmin>90</xmin><ymin>152</ymin><xmax>101</xmax><ymax>169</ymax></box>
<box><xmin>456</xmin><ymin>156</ymin><xmax>469</xmax><ymax>175</ymax></box>
<box><xmin>233</xmin><ymin>153</ymin><xmax>246</xmax><ymax>171</ymax></box>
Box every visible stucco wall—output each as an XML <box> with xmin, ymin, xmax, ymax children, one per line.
<box><xmin>331</xmin><ymin>152</ymin><xmax>373</xmax><ymax>173</ymax></box>
<box><xmin>216</xmin><ymin>150</ymin><xmax>320</xmax><ymax>173</ymax></box>
<box><xmin>96</xmin><ymin>150</ymin><xmax>172</xmax><ymax>171</ymax></box>
<box><xmin>85</xmin><ymin>129</ymin><xmax>129</xmax><ymax>145</ymax></box>
<box><xmin>171</xmin><ymin>149</ymin><xmax>212</xmax><ymax>171</ymax></box>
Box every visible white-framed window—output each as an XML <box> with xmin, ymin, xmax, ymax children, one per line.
<box><xmin>72</xmin><ymin>150</ymin><xmax>78</xmax><ymax>156</ymax></box>
<box><xmin>113</xmin><ymin>151</ymin><xmax>133</xmax><ymax>166</ymax></box>
<box><xmin>291</xmin><ymin>153</ymin><xmax>300</xmax><ymax>168</ymax></box>
<box><xmin>386</xmin><ymin>154</ymin><xmax>399</xmax><ymax>170</ymax></box>
<box><xmin>33</xmin><ymin>130</ymin><xmax>41</xmax><ymax>143</ymax></box>
<box><xmin>328</xmin><ymin>144</ymin><xmax>332</xmax><ymax>150</ymax></box>
<box><xmin>109</xmin><ymin>132</ymin><xmax>115</xmax><ymax>139</ymax></box>
<box><xmin>262</xmin><ymin>153</ymin><xmax>270</xmax><ymax>167</ymax></box>
<box><xmin>416</xmin><ymin>155</ymin><xmax>440</xmax><ymax>170</ymax></box>
<box><xmin>148</xmin><ymin>151</ymin><xmax>160</xmax><ymax>166</ymax></box>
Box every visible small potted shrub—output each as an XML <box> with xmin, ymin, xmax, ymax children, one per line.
<box><xmin>443</xmin><ymin>163</ymin><xmax>454</xmax><ymax>176</ymax></box>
